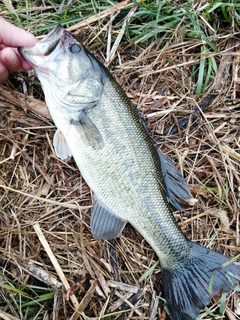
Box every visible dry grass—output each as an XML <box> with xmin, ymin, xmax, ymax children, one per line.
<box><xmin>0</xmin><ymin>3</ymin><xmax>240</xmax><ymax>320</ymax></box>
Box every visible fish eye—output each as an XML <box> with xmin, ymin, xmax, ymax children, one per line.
<box><xmin>69</xmin><ymin>43</ymin><xmax>81</xmax><ymax>53</ymax></box>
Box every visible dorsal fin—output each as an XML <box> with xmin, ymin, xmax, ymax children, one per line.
<box><xmin>158</xmin><ymin>150</ymin><xmax>196</xmax><ymax>211</ymax></box>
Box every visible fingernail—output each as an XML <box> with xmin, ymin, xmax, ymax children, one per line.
<box><xmin>6</xmin><ymin>50</ymin><xmax>18</xmax><ymax>67</ymax></box>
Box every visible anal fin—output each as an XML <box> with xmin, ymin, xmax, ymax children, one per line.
<box><xmin>90</xmin><ymin>196</ymin><xmax>127</xmax><ymax>240</ymax></box>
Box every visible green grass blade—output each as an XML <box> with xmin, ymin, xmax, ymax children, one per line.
<box><xmin>21</xmin><ymin>292</ymin><xmax>54</xmax><ymax>307</ymax></box>
<box><xmin>0</xmin><ymin>282</ymin><xmax>30</xmax><ymax>297</ymax></box>
<box><xmin>139</xmin><ymin>261</ymin><xmax>159</xmax><ymax>282</ymax></box>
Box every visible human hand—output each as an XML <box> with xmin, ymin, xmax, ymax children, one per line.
<box><xmin>0</xmin><ymin>18</ymin><xmax>36</xmax><ymax>84</ymax></box>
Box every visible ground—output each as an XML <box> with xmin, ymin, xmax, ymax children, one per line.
<box><xmin>0</xmin><ymin>1</ymin><xmax>240</xmax><ymax>319</ymax></box>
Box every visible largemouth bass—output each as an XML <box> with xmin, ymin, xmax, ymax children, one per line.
<box><xmin>19</xmin><ymin>26</ymin><xmax>240</xmax><ymax>320</ymax></box>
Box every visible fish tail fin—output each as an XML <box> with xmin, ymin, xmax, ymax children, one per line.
<box><xmin>161</xmin><ymin>241</ymin><xmax>240</xmax><ymax>320</ymax></box>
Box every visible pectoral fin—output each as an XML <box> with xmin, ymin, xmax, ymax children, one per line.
<box><xmin>53</xmin><ymin>129</ymin><xmax>72</xmax><ymax>161</ymax></box>
<box><xmin>70</xmin><ymin>111</ymin><xmax>103</xmax><ymax>149</ymax></box>
<box><xmin>158</xmin><ymin>150</ymin><xmax>197</xmax><ymax>211</ymax></box>
<box><xmin>90</xmin><ymin>196</ymin><xmax>127</xmax><ymax>240</ymax></box>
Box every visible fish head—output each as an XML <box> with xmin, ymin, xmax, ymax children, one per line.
<box><xmin>19</xmin><ymin>25</ymin><xmax>105</xmax><ymax>109</ymax></box>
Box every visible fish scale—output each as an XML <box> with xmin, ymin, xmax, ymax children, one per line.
<box><xmin>72</xmin><ymin>78</ymin><xmax>189</xmax><ymax>263</ymax></box>
<box><xmin>19</xmin><ymin>25</ymin><xmax>240</xmax><ymax>320</ymax></box>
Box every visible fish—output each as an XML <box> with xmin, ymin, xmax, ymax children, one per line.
<box><xmin>19</xmin><ymin>26</ymin><xmax>240</xmax><ymax>320</ymax></box>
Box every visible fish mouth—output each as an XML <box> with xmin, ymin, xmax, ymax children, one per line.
<box><xmin>18</xmin><ymin>25</ymin><xmax>66</xmax><ymax>66</ymax></box>
<box><xmin>37</xmin><ymin>24</ymin><xmax>65</xmax><ymax>56</ymax></box>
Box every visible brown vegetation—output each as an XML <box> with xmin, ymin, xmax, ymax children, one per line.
<box><xmin>0</xmin><ymin>2</ymin><xmax>240</xmax><ymax>319</ymax></box>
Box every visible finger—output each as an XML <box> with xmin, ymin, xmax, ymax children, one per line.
<box><xmin>1</xmin><ymin>48</ymin><xmax>21</xmax><ymax>74</ymax></box>
<box><xmin>0</xmin><ymin>60</ymin><xmax>9</xmax><ymax>85</ymax></box>
<box><xmin>0</xmin><ymin>47</ymin><xmax>33</xmax><ymax>71</ymax></box>
<box><xmin>21</xmin><ymin>58</ymin><xmax>32</xmax><ymax>70</ymax></box>
<box><xmin>10</xmin><ymin>47</ymin><xmax>33</xmax><ymax>70</ymax></box>
<box><xmin>0</xmin><ymin>18</ymin><xmax>36</xmax><ymax>47</ymax></box>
